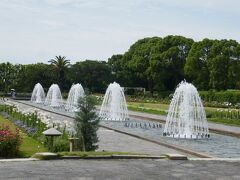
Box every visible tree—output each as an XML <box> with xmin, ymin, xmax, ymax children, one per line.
<box><xmin>0</xmin><ymin>62</ymin><xmax>20</xmax><ymax>92</ymax></box>
<box><xmin>108</xmin><ymin>54</ymin><xmax>129</xmax><ymax>85</ymax></box>
<box><xmin>154</xmin><ymin>35</ymin><xmax>194</xmax><ymax>90</ymax></box>
<box><xmin>48</xmin><ymin>56</ymin><xmax>70</xmax><ymax>90</ymax></box>
<box><xmin>184</xmin><ymin>39</ymin><xmax>214</xmax><ymax>89</ymax></box>
<box><xmin>14</xmin><ymin>63</ymin><xmax>55</xmax><ymax>92</ymax></box>
<box><xmin>74</xmin><ymin>95</ymin><xmax>100</xmax><ymax>151</ymax></box>
<box><xmin>208</xmin><ymin>39</ymin><xmax>238</xmax><ymax>90</ymax></box>
<box><xmin>121</xmin><ymin>37</ymin><xmax>162</xmax><ymax>94</ymax></box>
<box><xmin>117</xmin><ymin>35</ymin><xmax>193</xmax><ymax>93</ymax></box>
<box><xmin>69</xmin><ymin>60</ymin><xmax>112</xmax><ymax>93</ymax></box>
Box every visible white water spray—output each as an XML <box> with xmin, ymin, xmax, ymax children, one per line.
<box><xmin>99</xmin><ymin>82</ymin><xmax>129</xmax><ymax>121</ymax></box>
<box><xmin>31</xmin><ymin>83</ymin><xmax>45</xmax><ymax>104</ymax></box>
<box><xmin>65</xmin><ymin>83</ymin><xmax>85</xmax><ymax>112</ymax></box>
<box><xmin>44</xmin><ymin>84</ymin><xmax>63</xmax><ymax>107</ymax></box>
<box><xmin>163</xmin><ymin>81</ymin><xmax>209</xmax><ymax>139</ymax></box>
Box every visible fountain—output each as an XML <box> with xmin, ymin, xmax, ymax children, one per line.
<box><xmin>44</xmin><ymin>84</ymin><xmax>63</xmax><ymax>107</ymax></box>
<box><xmin>65</xmin><ymin>83</ymin><xmax>85</xmax><ymax>112</ymax></box>
<box><xmin>31</xmin><ymin>83</ymin><xmax>45</xmax><ymax>104</ymax></box>
<box><xmin>163</xmin><ymin>81</ymin><xmax>209</xmax><ymax>139</ymax></box>
<box><xmin>99</xmin><ymin>82</ymin><xmax>129</xmax><ymax>121</ymax></box>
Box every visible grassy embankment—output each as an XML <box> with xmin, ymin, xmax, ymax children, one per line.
<box><xmin>0</xmin><ymin>115</ymin><xmax>47</xmax><ymax>157</ymax></box>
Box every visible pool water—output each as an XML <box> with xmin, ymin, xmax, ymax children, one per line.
<box><xmin>101</xmin><ymin>119</ymin><xmax>240</xmax><ymax>158</ymax></box>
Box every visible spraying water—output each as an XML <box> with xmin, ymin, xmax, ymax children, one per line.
<box><xmin>163</xmin><ymin>81</ymin><xmax>209</xmax><ymax>139</ymax></box>
<box><xmin>31</xmin><ymin>83</ymin><xmax>45</xmax><ymax>104</ymax></box>
<box><xmin>65</xmin><ymin>83</ymin><xmax>85</xmax><ymax>112</ymax></box>
<box><xmin>99</xmin><ymin>82</ymin><xmax>129</xmax><ymax>121</ymax></box>
<box><xmin>44</xmin><ymin>84</ymin><xmax>63</xmax><ymax>107</ymax></box>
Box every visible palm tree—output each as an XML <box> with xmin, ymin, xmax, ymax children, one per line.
<box><xmin>48</xmin><ymin>56</ymin><xmax>70</xmax><ymax>89</ymax></box>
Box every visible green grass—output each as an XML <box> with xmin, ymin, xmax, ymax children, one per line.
<box><xmin>127</xmin><ymin>101</ymin><xmax>232</xmax><ymax>112</ymax></box>
<box><xmin>0</xmin><ymin>115</ymin><xmax>47</xmax><ymax>158</ymax></box>
<box><xmin>58</xmin><ymin>151</ymin><xmax>145</xmax><ymax>157</ymax></box>
<box><xmin>128</xmin><ymin>102</ymin><xmax>169</xmax><ymax>111</ymax></box>
<box><xmin>128</xmin><ymin>106</ymin><xmax>167</xmax><ymax>116</ymax></box>
<box><xmin>208</xmin><ymin>118</ymin><xmax>240</xmax><ymax>126</ymax></box>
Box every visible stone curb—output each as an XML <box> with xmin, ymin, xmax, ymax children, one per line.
<box><xmin>189</xmin><ymin>158</ymin><xmax>240</xmax><ymax>161</ymax></box>
<box><xmin>60</xmin><ymin>155</ymin><xmax>167</xmax><ymax>160</ymax></box>
<box><xmin>0</xmin><ymin>154</ymin><xmax>188</xmax><ymax>161</ymax></box>
<box><xmin>0</xmin><ymin>158</ymin><xmax>38</xmax><ymax>162</ymax></box>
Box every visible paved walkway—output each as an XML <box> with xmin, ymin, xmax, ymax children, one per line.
<box><xmin>98</xmin><ymin>128</ymin><xmax>191</xmax><ymax>156</ymax></box>
<box><xmin>0</xmin><ymin>159</ymin><xmax>240</xmax><ymax>179</ymax></box>
<box><xmin>129</xmin><ymin>110</ymin><xmax>240</xmax><ymax>136</ymax></box>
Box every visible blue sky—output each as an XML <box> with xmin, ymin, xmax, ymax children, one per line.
<box><xmin>0</xmin><ymin>0</ymin><xmax>239</xmax><ymax>64</ymax></box>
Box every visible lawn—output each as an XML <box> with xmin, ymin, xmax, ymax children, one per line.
<box><xmin>0</xmin><ymin>115</ymin><xmax>47</xmax><ymax>157</ymax></box>
<box><xmin>127</xmin><ymin>101</ymin><xmax>233</xmax><ymax>112</ymax></box>
<box><xmin>208</xmin><ymin>118</ymin><xmax>240</xmax><ymax>126</ymax></box>
<box><xmin>128</xmin><ymin>102</ymin><xmax>168</xmax><ymax>115</ymax></box>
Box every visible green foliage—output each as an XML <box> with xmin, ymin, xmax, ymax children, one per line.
<box><xmin>185</xmin><ymin>39</ymin><xmax>240</xmax><ymax>90</ymax></box>
<box><xmin>49</xmin><ymin>56</ymin><xmax>70</xmax><ymax>90</ymax></box>
<box><xmin>0</xmin><ymin>62</ymin><xmax>21</xmax><ymax>92</ymax></box>
<box><xmin>184</xmin><ymin>38</ymin><xmax>213</xmax><ymax>89</ymax></box>
<box><xmin>199</xmin><ymin>90</ymin><xmax>240</xmax><ymax>106</ymax></box>
<box><xmin>52</xmin><ymin>137</ymin><xmax>69</xmax><ymax>152</ymax></box>
<box><xmin>0</xmin><ymin>105</ymin><xmax>49</xmax><ymax>155</ymax></box>
<box><xmin>0</xmin><ymin>114</ymin><xmax>47</xmax><ymax>158</ymax></box>
<box><xmin>74</xmin><ymin>95</ymin><xmax>100</xmax><ymax>151</ymax></box>
<box><xmin>58</xmin><ymin>151</ymin><xmax>143</xmax><ymax>157</ymax></box>
<box><xmin>208</xmin><ymin>118</ymin><xmax>240</xmax><ymax>126</ymax></box>
<box><xmin>114</xmin><ymin>35</ymin><xmax>194</xmax><ymax>93</ymax></box>
<box><xmin>128</xmin><ymin>106</ymin><xmax>167</xmax><ymax>116</ymax></box>
<box><xmin>69</xmin><ymin>60</ymin><xmax>112</xmax><ymax>93</ymax></box>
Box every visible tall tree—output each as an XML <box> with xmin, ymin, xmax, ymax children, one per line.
<box><xmin>156</xmin><ymin>35</ymin><xmax>194</xmax><ymax>90</ymax></box>
<box><xmin>184</xmin><ymin>39</ymin><xmax>214</xmax><ymax>89</ymax></box>
<box><xmin>123</xmin><ymin>35</ymin><xmax>194</xmax><ymax>92</ymax></box>
<box><xmin>208</xmin><ymin>39</ymin><xmax>238</xmax><ymax>90</ymax></box>
<box><xmin>0</xmin><ymin>62</ymin><xmax>20</xmax><ymax>92</ymax></box>
<box><xmin>69</xmin><ymin>60</ymin><xmax>112</xmax><ymax>93</ymax></box>
<box><xmin>48</xmin><ymin>56</ymin><xmax>70</xmax><ymax>90</ymax></box>
<box><xmin>185</xmin><ymin>39</ymin><xmax>240</xmax><ymax>90</ymax></box>
<box><xmin>15</xmin><ymin>63</ymin><xmax>55</xmax><ymax>92</ymax></box>
<box><xmin>121</xmin><ymin>37</ymin><xmax>162</xmax><ymax>94</ymax></box>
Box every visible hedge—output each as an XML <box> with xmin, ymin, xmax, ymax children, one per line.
<box><xmin>199</xmin><ymin>90</ymin><xmax>240</xmax><ymax>105</ymax></box>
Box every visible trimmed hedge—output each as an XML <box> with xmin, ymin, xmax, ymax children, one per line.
<box><xmin>199</xmin><ymin>90</ymin><xmax>240</xmax><ymax>106</ymax></box>
<box><xmin>125</xmin><ymin>90</ymin><xmax>240</xmax><ymax>108</ymax></box>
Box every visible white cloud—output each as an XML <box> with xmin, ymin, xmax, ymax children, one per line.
<box><xmin>44</xmin><ymin>0</ymin><xmax>83</xmax><ymax>5</ymax></box>
<box><xmin>0</xmin><ymin>0</ymin><xmax>239</xmax><ymax>64</ymax></box>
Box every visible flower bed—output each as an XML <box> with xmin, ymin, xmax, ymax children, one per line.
<box><xmin>0</xmin><ymin>125</ymin><xmax>22</xmax><ymax>157</ymax></box>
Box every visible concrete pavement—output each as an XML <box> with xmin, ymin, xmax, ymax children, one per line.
<box><xmin>0</xmin><ymin>159</ymin><xmax>240</xmax><ymax>179</ymax></box>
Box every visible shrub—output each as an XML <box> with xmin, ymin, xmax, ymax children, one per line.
<box><xmin>52</xmin><ymin>138</ymin><xmax>69</xmax><ymax>152</ymax></box>
<box><xmin>0</xmin><ymin>125</ymin><xmax>22</xmax><ymax>158</ymax></box>
<box><xmin>199</xmin><ymin>90</ymin><xmax>240</xmax><ymax>107</ymax></box>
